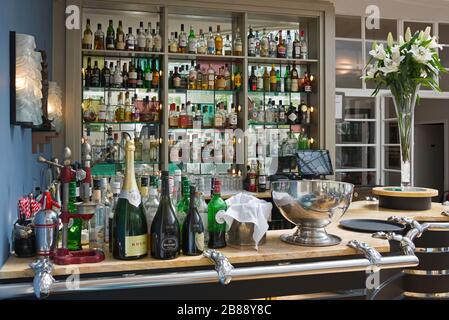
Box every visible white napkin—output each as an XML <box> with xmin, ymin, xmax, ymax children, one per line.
<box><xmin>216</xmin><ymin>193</ymin><xmax>272</xmax><ymax>250</ymax></box>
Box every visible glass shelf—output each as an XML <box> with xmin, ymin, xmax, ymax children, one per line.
<box><xmin>248</xmin><ymin>91</ymin><xmax>313</xmax><ymax>96</ymax></box>
<box><xmin>85</xmin><ymin>121</ymin><xmax>160</xmax><ymax>125</ymax></box>
<box><xmin>247</xmin><ymin>57</ymin><xmax>318</xmax><ymax>65</ymax></box>
<box><xmin>168</xmin><ymin>89</ymin><xmax>240</xmax><ymax>95</ymax></box>
<box><xmin>167</xmin><ymin>52</ymin><xmax>244</xmax><ymax>62</ymax></box>
<box><xmin>82</xmin><ymin>49</ymin><xmax>165</xmax><ymax>59</ymax></box>
<box><xmin>248</xmin><ymin>122</ymin><xmax>291</xmax><ymax>128</ymax></box>
<box><xmin>83</xmin><ymin>87</ymin><xmax>160</xmax><ymax>94</ymax></box>
<box><xmin>168</xmin><ymin>127</ymin><xmax>237</xmax><ymax>133</ymax></box>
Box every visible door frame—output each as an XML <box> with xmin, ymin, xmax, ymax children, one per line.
<box><xmin>414</xmin><ymin>119</ymin><xmax>449</xmax><ymax>197</ymax></box>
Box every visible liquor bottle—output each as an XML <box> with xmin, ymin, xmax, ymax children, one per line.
<box><xmin>82</xmin><ymin>19</ymin><xmax>93</xmax><ymax>50</ymax></box>
<box><xmin>151</xmin><ymin>171</ymin><xmax>181</xmax><ymax>260</ymax></box>
<box><xmin>234</xmin><ymin>27</ymin><xmax>243</xmax><ymax>56</ymax></box>
<box><xmin>113</xmin><ymin>61</ymin><xmax>123</xmax><ymax>88</ymax></box>
<box><xmin>179</xmin><ymin>24</ymin><xmax>187</xmax><ymax>53</ymax></box>
<box><xmin>116</xmin><ymin>20</ymin><xmax>126</xmax><ymax>50</ymax></box>
<box><xmin>134</xmin><ymin>134</ymin><xmax>143</xmax><ymax>162</ymax></box>
<box><xmin>276</xmin><ymin>70</ymin><xmax>282</xmax><ymax>92</ymax></box>
<box><xmin>263</xmin><ymin>67</ymin><xmax>270</xmax><ymax>92</ymax></box>
<box><xmin>152</xmin><ymin>59</ymin><xmax>160</xmax><ymax>88</ymax></box>
<box><xmin>260</xmin><ymin>28</ymin><xmax>269</xmax><ymax>57</ymax></box>
<box><xmin>188</xmin><ymin>60</ymin><xmax>197</xmax><ymax>90</ymax></box>
<box><xmin>94</xmin><ymin>24</ymin><xmax>105</xmax><ymax>50</ymax></box>
<box><xmin>284</xmin><ymin>65</ymin><xmax>292</xmax><ymax>92</ymax></box>
<box><xmin>136</xmin><ymin>60</ymin><xmax>144</xmax><ymax>88</ymax></box>
<box><xmin>234</xmin><ymin>68</ymin><xmax>242</xmax><ymax>90</ymax></box>
<box><xmin>115</xmin><ymin>92</ymin><xmax>125</xmax><ymax>122</ymax></box>
<box><xmin>122</xmin><ymin>62</ymin><xmax>129</xmax><ymax>88</ymax></box>
<box><xmin>214</xmin><ymin>103</ymin><xmax>224</xmax><ymax>129</ymax></box>
<box><xmin>101</xmin><ymin>62</ymin><xmax>112</xmax><ymax>88</ymax></box>
<box><xmin>269</xmin><ymin>34</ymin><xmax>277</xmax><ymax>58</ymax></box>
<box><xmin>106</xmin><ymin>20</ymin><xmax>115</xmax><ymax>50</ymax></box>
<box><xmin>197</xmin><ymin>29</ymin><xmax>207</xmax><ymax>54</ymax></box>
<box><xmin>286</xmin><ymin>103</ymin><xmax>298</xmax><ymax>125</ymax></box>
<box><xmin>90</xmin><ymin>179</ymin><xmax>104</xmax><ymax>249</ymax></box>
<box><xmin>84</xmin><ymin>57</ymin><xmax>92</xmax><ymax>87</ymax></box>
<box><xmin>224</xmin><ymin>35</ymin><xmax>232</xmax><ymax>56</ymax></box>
<box><xmin>97</xmin><ymin>98</ymin><xmax>106</xmax><ymax>122</ymax></box>
<box><xmin>153</xmin><ymin>23</ymin><xmax>162</xmax><ymax>52</ymax></box>
<box><xmin>146</xmin><ymin>23</ymin><xmax>153</xmax><ymax>52</ymax></box>
<box><xmin>91</xmin><ymin>61</ymin><xmax>101</xmax><ymax>87</ymax></box>
<box><xmin>67</xmin><ymin>181</ymin><xmax>82</xmax><ymax>251</ymax></box>
<box><xmin>108</xmin><ymin>182</ymin><xmax>121</xmax><ymax>252</ymax></box>
<box><xmin>291</xmin><ymin>63</ymin><xmax>299</xmax><ymax>92</ymax></box>
<box><xmin>278</xmin><ymin>100</ymin><xmax>286</xmax><ymax>124</ymax></box>
<box><xmin>112</xmin><ymin>139</ymin><xmax>148</xmax><ymax>260</ymax></box>
<box><xmin>106</xmin><ymin>91</ymin><xmax>115</xmax><ymax>122</ymax></box>
<box><xmin>193</xmin><ymin>105</ymin><xmax>203</xmax><ymax>129</ymax></box>
<box><xmin>101</xmin><ymin>178</ymin><xmax>112</xmax><ymax>247</ymax></box>
<box><xmin>293</xmin><ymin>31</ymin><xmax>301</xmax><ymax>59</ymax></box>
<box><xmin>202</xmin><ymin>105</ymin><xmax>212</xmax><ymax>128</ymax></box>
<box><xmin>207</xmin><ymin>26</ymin><xmax>215</xmax><ymax>55</ymax></box>
<box><xmin>144</xmin><ymin>59</ymin><xmax>152</xmax><ymax>89</ymax></box>
<box><xmin>172</xmin><ymin>66</ymin><xmax>181</xmax><ymax>89</ymax></box>
<box><xmin>286</xmin><ymin>30</ymin><xmax>293</xmax><ymax>59</ymax></box>
<box><xmin>299</xmin><ymin>30</ymin><xmax>308</xmax><ymax>59</ymax></box>
<box><xmin>277</xmin><ymin>30</ymin><xmax>286</xmax><ymax>58</ymax></box>
<box><xmin>128</xmin><ymin>61</ymin><xmax>137</xmax><ymax>89</ymax></box>
<box><xmin>207</xmin><ymin>64</ymin><xmax>215</xmax><ymax>90</ymax></box>
<box><xmin>124</xmin><ymin>91</ymin><xmax>133</xmax><ymax>122</ymax></box>
<box><xmin>215</xmin><ymin>25</ymin><xmax>223</xmax><ymax>55</ymax></box>
<box><xmin>258</xmin><ymin>165</ymin><xmax>267</xmax><ymax>192</ymax></box>
<box><xmin>249</xmin><ymin>66</ymin><xmax>257</xmax><ymax>91</ymax></box>
<box><xmin>248</xmin><ymin>26</ymin><xmax>256</xmax><ymax>57</ymax></box>
<box><xmin>300</xmin><ymin>100</ymin><xmax>308</xmax><ymax>125</ymax></box>
<box><xmin>215</xmin><ymin>66</ymin><xmax>226</xmax><ymax>90</ymax></box>
<box><xmin>270</xmin><ymin>64</ymin><xmax>277</xmax><ymax>92</ymax></box>
<box><xmin>228</xmin><ymin>103</ymin><xmax>238</xmax><ymax>129</ymax></box>
<box><xmin>144</xmin><ymin>179</ymin><xmax>160</xmax><ymax>243</ymax></box>
<box><xmin>126</xmin><ymin>27</ymin><xmax>135</xmax><ymax>51</ymax></box>
<box><xmin>195</xmin><ymin>191</ymin><xmax>209</xmax><ymax>245</ymax></box>
<box><xmin>169</xmin><ymin>104</ymin><xmax>179</xmax><ymax>128</ymax></box>
<box><xmin>303</xmin><ymin>71</ymin><xmax>312</xmax><ymax>92</ymax></box>
<box><xmin>137</xmin><ymin>22</ymin><xmax>146</xmax><ymax>51</ymax></box>
<box><xmin>182</xmin><ymin>186</ymin><xmax>205</xmax><ymax>256</ymax></box>
<box><xmin>256</xmin><ymin>66</ymin><xmax>264</xmax><ymax>92</ymax></box>
<box><xmin>208</xmin><ymin>180</ymin><xmax>227</xmax><ymax>249</ymax></box>
<box><xmin>106</xmin><ymin>127</ymin><xmax>115</xmax><ymax>163</ymax></box>
<box><xmin>188</xmin><ymin>26</ymin><xmax>197</xmax><ymax>54</ymax></box>
<box><xmin>298</xmin><ymin>128</ymin><xmax>310</xmax><ymax>150</ymax></box>
<box><xmin>255</xmin><ymin>31</ymin><xmax>261</xmax><ymax>57</ymax></box>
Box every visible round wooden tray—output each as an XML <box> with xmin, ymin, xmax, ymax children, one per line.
<box><xmin>372</xmin><ymin>187</ymin><xmax>438</xmax><ymax>211</ymax></box>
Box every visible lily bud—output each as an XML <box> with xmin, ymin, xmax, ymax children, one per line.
<box><xmin>372</xmin><ymin>41</ymin><xmax>377</xmax><ymax>50</ymax></box>
<box><xmin>387</xmin><ymin>32</ymin><xmax>394</xmax><ymax>47</ymax></box>
<box><xmin>399</xmin><ymin>35</ymin><xmax>405</xmax><ymax>46</ymax></box>
<box><xmin>419</xmin><ymin>31</ymin><xmax>424</xmax><ymax>41</ymax></box>
<box><xmin>424</xmin><ymin>26</ymin><xmax>431</xmax><ymax>39</ymax></box>
<box><xmin>405</xmin><ymin>27</ymin><xmax>412</xmax><ymax>42</ymax></box>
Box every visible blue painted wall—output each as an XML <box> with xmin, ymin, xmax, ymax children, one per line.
<box><xmin>0</xmin><ymin>0</ymin><xmax>53</xmax><ymax>267</ymax></box>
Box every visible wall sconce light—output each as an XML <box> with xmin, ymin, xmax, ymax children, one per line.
<box><xmin>47</xmin><ymin>82</ymin><xmax>63</xmax><ymax>133</ymax></box>
<box><xmin>11</xmin><ymin>32</ymin><xmax>43</xmax><ymax>127</ymax></box>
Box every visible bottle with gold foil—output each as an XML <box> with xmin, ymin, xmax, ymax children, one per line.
<box><xmin>214</xmin><ymin>25</ymin><xmax>223</xmax><ymax>55</ymax></box>
<box><xmin>112</xmin><ymin>139</ymin><xmax>148</xmax><ymax>260</ymax></box>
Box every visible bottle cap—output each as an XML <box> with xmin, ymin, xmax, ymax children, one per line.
<box><xmin>112</xmin><ymin>182</ymin><xmax>121</xmax><ymax>193</ymax></box>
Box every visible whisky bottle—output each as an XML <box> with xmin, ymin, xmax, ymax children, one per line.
<box><xmin>207</xmin><ymin>26</ymin><xmax>215</xmax><ymax>55</ymax></box>
<box><xmin>116</xmin><ymin>20</ymin><xmax>126</xmax><ymax>50</ymax></box>
<box><xmin>215</xmin><ymin>25</ymin><xmax>223</xmax><ymax>56</ymax></box>
<box><xmin>179</xmin><ymin>24</ymin><xmax>187</xmax><ymax>53</ymax></box>
<box><xmin>234</xmin><ymin>27</ymin><xmax>243</xmax><ymax>56</ymax></box>
<box><xmin>106</xmin><ymin>20</ymin><xmax>115</xmax><ymax>50</ymax></box>
<box><xmin>94</xmin><ymin>24</ymin><xmax>105</xmax><ymax>50</ymax></box>
<box><xmin>82</xmin><ymin>19</ymin><xmax>93</xmax><ymax>50</ymax></box>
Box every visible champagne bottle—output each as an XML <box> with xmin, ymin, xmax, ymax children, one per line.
<box><xmin>182</xmin><ymin>186</ymin><xmax>205</xmax><ymax>256</ymax></box>
<box><xmin>67</xmin><ymin>181</ymin><xmax>82</xmax><ymax>251</ymax></box>
<box><xmin>151</xmin><ymin>171</ymin><xmax>181</xmax><ymax>260</ymax></box>
<box><xmin>112</xmin><ymin>139</ymin><xmax>148</xmax><ymax>260</ymax></box>
<box><xmin>208</xmin><ymin>180</ymin><xmax>227</xmax><ymax>249</ymax></box>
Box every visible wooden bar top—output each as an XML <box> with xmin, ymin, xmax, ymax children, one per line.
<box><xmin>1</xmin><ymin>201</ymin><xmax>448</xmax><ymax>281</ymax></box>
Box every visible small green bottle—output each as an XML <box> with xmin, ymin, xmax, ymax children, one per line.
<box><xmin>208</xmin><ymin>180</ymin><xmax>227</xmax><ymax>249</ymax></box>
<box><xmin>67</xmin><ymin>181</ymin><xmax>82</xmax><ymax>251</ymax></box>
<box><xmin>176</xmin><ymin>178</ymin><xmax>190</xmax><ymax>227</ymax></box>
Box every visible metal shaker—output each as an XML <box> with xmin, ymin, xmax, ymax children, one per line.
<box><xmin>33</xmin><ymin>191</ymin><xmax>60</xmax><ymax>257</ymax></box>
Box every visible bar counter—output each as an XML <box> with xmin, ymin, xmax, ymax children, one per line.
<box><xmin>1</xmin><ymin>201</ymin><xmax>448</xmax><ymax>299</ymax></box>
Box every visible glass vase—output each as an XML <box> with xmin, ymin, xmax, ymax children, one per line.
<box><xmin>391</xmin><ymin>85</ymin><xmax>419</xmax><ymax>190</ymax></box>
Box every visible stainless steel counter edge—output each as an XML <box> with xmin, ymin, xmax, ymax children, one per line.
<box><xmin>0</xmin><ymin>255</ymin><xmax>419</xmax><ymax>300</ymax></box>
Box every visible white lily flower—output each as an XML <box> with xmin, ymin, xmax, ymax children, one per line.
<box><xmin>421</xmin><ymin>70</ymin><xmax>427</xmax><ymax>78</ymax></box>
<box><xmin>387</xmin><ymin>32</ymin><xmax>394</xmax><ymax>47</ymax></box>
<box><xmin>419</xmin><ymin>31</ymin><xmax>425</xmax><ymax>41</ymax></box>
<box><xmin>380</xmin><ymin>58</ymin><xmax>400</xmax><ymax>74</ymax></box>
<box><xmin>369</xmin><ymin>43</ymin><xmax>387</xmax><ymax>60</ymax></box>
<box><xmin>424</xmin><ymin>26</ymin><xmax>431</xmax><ymax>39</ymax></box>
<box><xmin>363</xmin><ymin>64</ymin><xmax>378</xmax><ymax>79</ymax></box>
<box><xmin>405</xmin><ymin>27</ymin><xmax>412</xmax><ymax>42</ymax></box>
<box><xmin>391</xmin><ymin>45</ymin><xmax>405</xmax><ymax>64</ymax></box>
<box><xmin>428</xmin><ymin>36</ymin><xmax>443</xmax><ymax>50</ymax></box>
<box><xmin>410</xmin><ymin>44</ymin><xmax>433</xmax><ymax>63</ymax></box>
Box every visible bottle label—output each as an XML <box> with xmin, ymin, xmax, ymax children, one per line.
<box><xmin>162</xmin><ymin>238</ymin><xmax>179</xmax><ymax>251</ymax></box>
<box><xmin>291</xmin><ymin>79</ymin><xmax>299</xmax><ymax>92</ymax></box>
<box><xmin>229</xmin><ymin>114</ymin><xmax>238</xmax><ymax>125</ymax></box>
<box><xmin>179</xmin><ymin>36</ymin><xmax>187</xmax><ymax>48</ymax></box>
<box><xmin>125</xmin><ymin>234</ymin><xmax>147</xmax><ymax>257</ymax></box>
<box><xmin>197</xmin><ymin>45</ymin><xmax>207</xmax><ymax>54</ymax></box>
<box><xmin>235</xmin><ymin>43</ymin><xmax>242</xmax><ymax>53</ymax></box>
<box><xmin>207</xmin><ymin>39</ymin><xmax>215</xmax><ymax>54</ymax></box>
<box><xmin>248</xmin><ymin>38</ymin><xmax>256</xmax><ymax>53</ymax></box>
<box><xmin>173</xmin><ymin>77</ymin><xmax>181</xmax><ymax>88</ymax></box>
<box><xmin>288</xmin><ymin>112</ymin><xmax>297</xmax><ymax>122</ymax></box>
<box><xmin>188</xmin><ymin>40</ymin><xmax>197</xmax><ymax>53</ymax></box>
<box><xmin>83</xmin><ymin>35</ymin><xmax>92</xmax><ymax>47</ymax></box>
<box><xmin>195</xmin><ymin>232</ymin><xmax>205</xmax><ymax>251</ymax></box>
<box><xmin>119</xmin><ymin>188</ymin><xmax>141</xmax><ymax>208</ymax></box>
<box><xmin>138</xmin><ymin>37</ymin><xmax>146</xmax><ymax>49</ymax></box>
<box><xmin>294</xmin><ymin>45</ymin><xmax>301</xmax><ymax>56</ymax></box>
<box><xmin>153</xmin><ymin>37</ymin><xmax>161</xmax><ymax>51</ymax></box>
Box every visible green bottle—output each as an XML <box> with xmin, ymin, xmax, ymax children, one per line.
<box><xmin>284</xmin><ymin>65</ymin><xmax>291</xmax><ymax>92</ymax></box>
<box><xmin>67</xmin><ymin>181</ymin><xmax>82</xmax><ymax>251</ymax></box>
<box><xmin>298</xmin><ymin>128</ymin><xmax>310</xmax><ymax>150</ymax></box>
<box><xmin>176</xmin><ymin>178</ymin><xmax>190</xmax><ymax>227</ymax></box>
<box><xmin>208</xmin><ymin>179</ymin><xmax>227</xmax><ymax>249</ymax></box>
